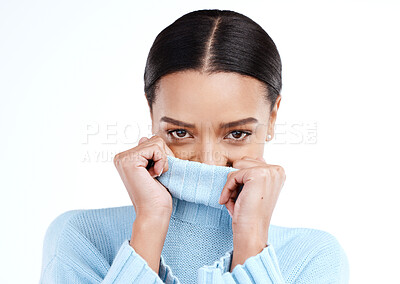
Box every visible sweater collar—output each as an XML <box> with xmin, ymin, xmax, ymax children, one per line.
<box><xmin>155</xmin><ymin>156</ymin><xmax>239</xmax><ymax>230</ymax></box>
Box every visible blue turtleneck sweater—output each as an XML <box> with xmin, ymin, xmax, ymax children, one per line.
<box><xmin>40</xmin><ymin>156</ymin><xmax>349</xmax><ymax>283</ymax></box>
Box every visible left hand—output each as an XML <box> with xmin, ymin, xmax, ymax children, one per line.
<box><xmin>218</xmin><ymin>156</ymin><xmax>286</xmax><ymax>270</ymax></box>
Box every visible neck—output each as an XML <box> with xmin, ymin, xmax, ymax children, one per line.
<box><xmin>156</xmin><ymin>156</ymin><xmax>239</xmax><ymax>230</ymax></box>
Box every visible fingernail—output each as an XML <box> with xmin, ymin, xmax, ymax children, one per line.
<box><xmin>158</xmin><ymin>168</ymin><xmax>163</xmax><ymax>177</ymax></box>
<box><xmin>228</xmin><ymin>211</ymin><xmax>232</xmax><ymax>218</ymax></box>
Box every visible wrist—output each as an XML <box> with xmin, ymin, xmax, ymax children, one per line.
<box><xmin>233</xmin><ymin>235</ymin><xmax>267</xmax><ymax>254</ymax></box>
<box><xmin>135</xmin><ymin>206</ymin><xmax>172</xmax><ymax>219</ymax></box>
<box><xmin>230</xmin><ymin>239</ymin><xmax>267</xmax><ymax>272</ymax></box>
<box><xmin>134</xmin><ymin>214</ymin><xmax>171</xmax><ymax>231</ymax></box>
<box><xmin>232</xmin><ymin>220</ymin><xmax>269</xmax><ymax>247</ymax></box>
<box><xmin>130</xmin><ymin>215</ymin><xmax>170</xmax><ymax>252</ymax></box>
<box><xmin>130</xmin><ymin>215</ymin><xmax>170</xmax><ymax>275</ymax></box>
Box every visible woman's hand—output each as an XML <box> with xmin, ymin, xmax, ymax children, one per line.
<box><xmin>113</xmin><ymin>135</ymin><xmax>175</xmax><ymax>274</ymax></box>
<box><xmin>218</xmin><ymin>156</ymin><xmax>286</xmax><ymax>271</ymax></box>
<box><xmin>113</xmin><ymin>135</ymin><xmax>176</xmax><ymax>219</ymax></box>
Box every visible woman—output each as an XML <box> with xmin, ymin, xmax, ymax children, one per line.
<box><xmin>40</xmin><ymin>9</ymin><xmax>349</xmax><ymax>283</ymax></box>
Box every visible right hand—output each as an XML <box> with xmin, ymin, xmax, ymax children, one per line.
<box><xmin>113</xmin><ymin>135</ymin><xmax>175</xmax><ymax>219</ymax></box>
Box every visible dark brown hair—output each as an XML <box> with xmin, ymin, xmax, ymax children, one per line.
<box><xmin>144</xmin><ymin>9</ymin><xmax>282</xmax><ymax>114</ymax></box>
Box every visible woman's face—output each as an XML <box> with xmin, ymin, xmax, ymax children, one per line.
<box><xmin>149</xmin><ymin>70</ymin><xmax>281</xmax><ymax>167</ymax></box>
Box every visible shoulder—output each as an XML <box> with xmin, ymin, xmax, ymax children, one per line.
<box><xmin>40</xmin><ymin>209</ymin><xmax>83</xmax><ymax>277</ymax></box>
<box><xmin>41</xmin><ymin>209</ymin><xmax>81</xmax><ymax>259</ymax></box>
<box><xmin>41</xmin><ymin>206</ymin><xmax>134</xmax><ymax>261</ymax></box>
<box><xmin>40</xmin><ymin>206</ymin><xmax>135</xmax><ymax>282</ymax></box>
<box><xmin>269</xmin><ymin>223</ymin><xmax>346</xmax><ymax>252</ymax></box>
<box><xmin>268</xmin><ymin>224</ymin><xmax>349</xmax><ymax>282</ymax></box>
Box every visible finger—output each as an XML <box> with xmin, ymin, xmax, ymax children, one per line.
<box><xmin>232</xmin><ymin>158</ymin><xmax>265</xmax><ymax>169</ymax></box>
<box><xmin>151</xmin><ymin>144</ymin><xmax>167</xmax><ymax>178</ymax></box>
<box><xmin>164</xmin><ymin>144</ymin><xmax>175</xmax><ymax>158</ymax></box>
<box><xmin>161</xmin><ymin>142</ymin><xmax>175</xmax><ymax>175</ymax></box>
<box><xmin>138</xmin><ymin>136</ymin><xmax>149</xmax><ymax>145</ymax></box>
<box><xmin>151</xmin><ymin>136</ymin><xmax>174</xmax><ymax>175</ymax></box>
<box><xmin>256</xmin><ymin>156</ymin><xmax>266</xmax><ymax>162</ymax></box>
<box><xmin>142</xmin><ymin>135</ymin><xmax>175</xmax><ymax>176</ymax></box>
<box><xmin>143</xmin><ymin>136</ymin><xmax>169</xmax><ymax>176</ymax></box>
<box><xmin>241</xmin><ymin>156</ymin><xmax>254</xmax><ymax>160</ymax></box>
<box><xmin>139</xmin><ymin>143</ymin><xmax>166</xmax><ymax>177</ymax></box>
<box><xmin>222</xmin><ymin>185</ymin><xmax>240</xmax><ymax>217</ymax></box>
<box><xmin>219</xmin><ymin>171</ymin><xmax>244</xmax><ymax>205</ymax></box>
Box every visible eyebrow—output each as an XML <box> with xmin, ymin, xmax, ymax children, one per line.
<box><xmin>160</xmin><ymin>116</ymin><xmax>258</xmax><ymax>129</ymax></box>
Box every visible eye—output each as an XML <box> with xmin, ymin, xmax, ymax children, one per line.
<box><xmin>167</xmin><ymin>129</ymin><xmax>192</xmax><ymax>140</ymax></box>
<box><xmin>225</xmin><ymin>130</ymin><xmax>252</xmax><ymax>141</ymax></box>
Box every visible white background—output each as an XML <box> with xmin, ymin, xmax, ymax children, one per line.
<box><xmin>1</xmin><ymin>0</ymin><xmax>399</xmax><ymax>283</ymax></box>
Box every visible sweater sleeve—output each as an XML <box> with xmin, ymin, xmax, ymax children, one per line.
<box><xmin>197</xmin><ymin>243</ymin><xmax>286</xmax><ymax>284</ymax></box>
<box><xmin>102</xmin><ymin>239</ymin><xmax>180</xmax><ymax>283</ymax></box>
<box><xmin>197</xmin><ymin>236</ymin><xmax>350</xmax><ymax>284</ymax></box>
<box><xmin>40</xmin><ymin>238</ymin><xmax>180</xmax><ymax>283</ymax></box>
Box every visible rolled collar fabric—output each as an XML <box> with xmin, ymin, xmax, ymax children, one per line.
<box><xmin>156</xmin><ymin>155</ymin><xmax>239</xmax><ymax>210</ymax></box>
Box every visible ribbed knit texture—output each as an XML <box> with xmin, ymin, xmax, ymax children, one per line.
<box><xmin>40</xmin><ymin>155</ymin><xmax>350</xmax><ymax>283</ymax></box>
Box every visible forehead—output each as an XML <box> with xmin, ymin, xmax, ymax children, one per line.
<box><xmin>153</xmin><ymin>70</ymin><xmax>268</xmax><ymax>119</ymax></box>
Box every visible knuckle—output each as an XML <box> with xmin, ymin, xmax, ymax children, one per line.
<box><xmin>114</xmin><ymin>150</ymin><xmax>139</xmax><ymax>167</ymax></box>
<box><xmin>276</xmin><ymin>165</ymin><xmax>286</xmax><ymax>177</ymax></box>
<box><xmin>227</xmin><ymin>170</ymin><xmax>235</xmax><ymax>179</ymax></box>
<box><xmin>232</xmin><ymin>159</ymin><xmax>243</xmax><ymax>168</ymax></box>
<box><xmin>150</xmin><ymin>137</ymin><xmax>166</xmax><ymax>153</ymax></box>
<box><xmin>255</xmin><ymin>166</ymin><xmax>269</xmax><ymax>177</ymax></box>
<box><xmin>113</xmin><ymin>153</ymin><xmax>120</xmax><ymax>165</ymax></box>
<box><xmin>155</xmin><ymin>143</ymin><xmax>165</xmax><ymax>156</ymax></box>
<box><xmin>138</xmin><ymin>136</ymin><xmax>148</xmax><ymax>144</ymax></box>
<box><xmin>152</xmin><ymin>135</ymin><xmax>164</xmax><ymax>144</ymax></box>
<box><xmin>117</xmin><ymin>154</ymin><xmax>129</xmax><ymax>166</ymax></box>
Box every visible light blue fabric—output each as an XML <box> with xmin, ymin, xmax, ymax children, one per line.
<box><xmin>40</xmin><ymin>155</ymin><xmax>349</xmax><ymax>283</ymax></box>
<box><xmin>155</xmin><ymin>155</ymin><xmax>240</xmax><ymax>210</ymax></box>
